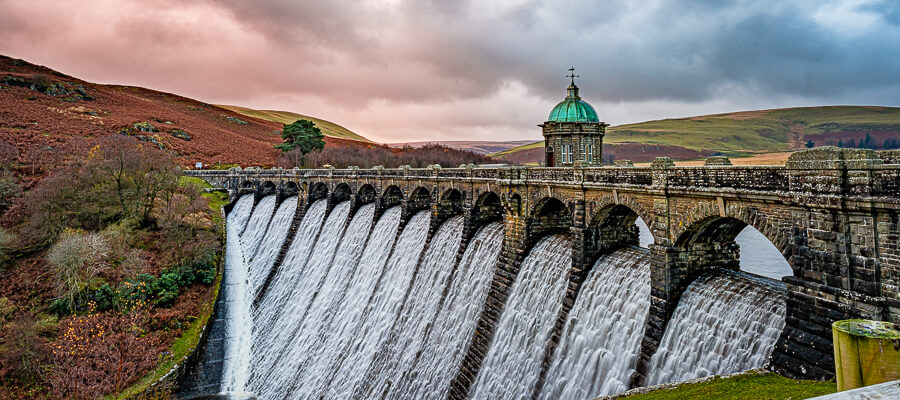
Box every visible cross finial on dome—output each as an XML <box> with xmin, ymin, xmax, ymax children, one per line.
<box><xmin>566</xmin><ymin>66</ymin><xmax>579</xmax><ymax>85</ymax></box>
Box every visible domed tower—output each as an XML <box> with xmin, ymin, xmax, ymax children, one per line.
<box><xmin>540</xmin><ymin>68</ymin><xmax>608</xmax><ymax>167</ymax></box>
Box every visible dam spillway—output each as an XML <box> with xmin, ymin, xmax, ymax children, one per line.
<box><xmin>218</xmin><ymin>194</ymin><xmax>794</xmax><ymax>399</ymax></box>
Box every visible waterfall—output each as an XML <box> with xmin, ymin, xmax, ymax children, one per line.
<box><xmin>539</xmin><ymin>247</ymin><xmax>651</xmax><ymax>399</ymax></box>
<box><xmin>322</xmin><ymin>210</ymin><xmax>432</xmax><ymax>398</ymax></box>
<box><xmin>645</xmin><ymin>270</ymin><xmax>787</xmax><ymax>386</ymax></box>
<box><xmin>221</xmin><ymin>195</ymin><xmax>275</xmax><ymax>395</ymax></box>
<box><xmin>238</xmin><ymin>195</ymin><xmax>276</xmax><ymax>258</ymax></box>
<box><xmin>249</xmin><ymin>200</ymin><xmax>328</xmax><ymax>346</ymax></box>
<box><xmin>288</xmin><ymin>206</ymin><xmax>402</xmax><ymax>399</ymax></box>
<box><xmin>247</xmin><ymin>196</ymin><xmax>297</xmax><ymax>292</ymax></box>
<box><xmin>468</xmin><ymin>234</ymin><xmax>572</xmax><ymax>400</ymax></box>
<box><xmin>390</xmin><ymin>221</ymin><xmax>505</xmax><ymax>400</ymax></box>
<box><xmin>357</xmin><ymin>216</ymin><xmax>466</xmax><ymax>398</ymax></box>
<box><xmin>249</xmin><ymin>201</ymin><xmax>351</xmax><ymax>394</ymax></box>
<box><xmin>259</xmin><ymin>204</ymin><xmax>375</xmax><ymax>398</ymax></box>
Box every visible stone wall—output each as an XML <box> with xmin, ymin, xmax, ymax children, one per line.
<box><xmin>185</xmin><ymin>147</ymin><xmax>900</xmax><ymax>396</ymax></box>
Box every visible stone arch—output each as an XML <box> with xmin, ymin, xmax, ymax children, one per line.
<box><xmin>239</xmin><ymin>180</ymin><xmax>254</xmax><ymax>192</ymax></box>
<box><xmin>308</xmin><ymin>181</ymin><xmax>329</xmax><ymax>203</ymax></box>
<box><xmin>436</xmin><ymin>188</ymin><xmax>465</xmax><ymax>224</ymax></box>
<box><xmin>356</xmin><ymin>184</ymin><xmax>377</xmax><ymax>205</ymax></box>
<box><xmin>407</xmin><ymin>186</ymin><xmax>432</xmax><ymax>214</ymax></box>
<box><xmin>672</xmin><ymin>202</ymin><xmax>792</xmax><ymax>262</ymax></box>
<box><xmin>381</xmin><ymin>185</ymin><xmax>404</xmax><ymax>210</ymax></box>
<box><xmin>281</xmin><ymin>181</ymin><xmax>299</xmax><ymax>197</ymax></box>
<box><xmin>588</xmin><ymin>204</ymin><xmax>642</xmax><ymax>255</ymax></box>
<box><xmin>527</xmin><ymin>197</ymin><xmax>571</xmax><ymax>243</ymax></box>
<box><xmin>331</xmin><ymin>182</ymin><xmax>353</xmax><ymax>204</ymax></box>
<box><xmin>472</xmin><ymin>191</ymin><xmax>503</xmax><ymax>227</ymax></box>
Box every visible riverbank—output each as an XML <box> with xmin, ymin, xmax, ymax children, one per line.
<box><xmin>598</xmin><ymin>370</ymin><xmax>835</xmax><ymax>400</ymax></box>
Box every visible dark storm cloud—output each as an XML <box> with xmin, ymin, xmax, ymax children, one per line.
<box><xmin>0</xmin><ymin>0</ymin><xmax>897</xmax><ymax>141</ymax></box>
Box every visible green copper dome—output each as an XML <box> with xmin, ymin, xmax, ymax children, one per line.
<box><xmin>547</xmin><ymin>83</ymin><xmax>599</xmax><ymax>123</ymax></box>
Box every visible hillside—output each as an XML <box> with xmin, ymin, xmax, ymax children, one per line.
<box><xmin>219</xmin><ymin>105</ymin><xmax>373</xmax><ymax>143</ymax></box>
<box><xmin>494</xmin><ymin>106</ymin><xmax>900</xmax><ymax>164</ymax></box>
<box><xmin>388</xmin><ymin>140</ymin><xmax>536</xmax><ymax>154</ymax></box>
<box><xmin>0</xmin><ymin>55</ymin><xmax>371</xmax><ymax>175</ymax></box>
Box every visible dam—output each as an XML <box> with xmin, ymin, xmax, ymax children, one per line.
<box><xmin>184</xmin><ymin>147</ymin><xmax>900</xmax><ymax>399</ymax></box>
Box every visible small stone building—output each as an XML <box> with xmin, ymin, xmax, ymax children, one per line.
<box><xmin>540</xmin><ymin>72</ymin><xmax>608</xmax><ymax>167</ymax></box>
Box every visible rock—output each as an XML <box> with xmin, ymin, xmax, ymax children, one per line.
<box><xmin>223</xmin><ymin>115</ymin><xmax>248</xmax><ymax>125</ymax></box>
<box><xmin>133</xmin><ymin>121</ymin><xmax>157</xmax><ymax>133</ymax></box>
<box><xmin>171</xmin><ymin>129</ymin><xmax>192</xmax><ymax>141</ymax></box>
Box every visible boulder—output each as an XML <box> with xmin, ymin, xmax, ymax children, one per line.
<box><xmin>171</xmin><ymin>129</ymin><xmax>192</xmax><ymax>141</ymax></box>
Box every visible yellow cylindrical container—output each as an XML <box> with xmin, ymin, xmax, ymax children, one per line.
<box><xmin>832</xmin><ymin>319</ymin><xmax>900</xmax><ymax>391</ymax></box>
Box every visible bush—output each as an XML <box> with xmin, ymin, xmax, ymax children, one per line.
<box><xmin>47</xmin><ymin>230</ymin><xmax>110</xmax><ymax>314</ymax></box>
<box><xmin>0</xmin><ymin>168</ymin><xmax>20</xmax><ymax>216</ymax></box>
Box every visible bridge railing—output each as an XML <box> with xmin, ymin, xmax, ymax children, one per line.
<box><xmin>583</xmin><ymin>167</ymin><xmax>652</xmax><ymax>186</ymax></box>
<box><xmin>664</xmin><ymin>166</ymin><xmax>790</xmax><ymax>192</ymax></box>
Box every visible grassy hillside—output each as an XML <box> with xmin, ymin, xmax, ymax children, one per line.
<box><xmin>219</xmin><ymin>105</ymin><xmax>373</xmax><ymax>143</ymax></box>
<box><xmin>495</xmin><ymin>106</ymin><xmax>900</xmax><ymax>163</ymax></box>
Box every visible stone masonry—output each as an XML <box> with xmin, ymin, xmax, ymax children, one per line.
<box><xmin>187</xmin><ymin>147</ymin><xmax>900</xmax><ymax>398</ymax></box>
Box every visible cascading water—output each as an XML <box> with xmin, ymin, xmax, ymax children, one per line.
<box><xmin>645</xmin><ymin>270</ymin><xmax>787</xmax><ymax>386</ymax></box>
<box><xmin>222</xmin><ymin>199</ymin><xmax>328</xmax><ymax>394</ymax></box>
<box><xmin>259</xmin><ymin>204</ymin><xmax>375</xmax><ymax>398</ymax></box>
<box><xmin>357</xmin><ymin>216</ymin><xmax>466</xmax><ymax>398</ymax></box>
<box><xmin>539</xmin><ymin>247</ymin><xmax>651</xmax><ymax>399</ymax></box>
<box><xmin>247</xmin><ymin>196</ymin><xmax>298</xmax><ymax>292</ymax></box>
<box><xmin>322</xmin><ymin>210</ymin><xmax>432</xmax><ymax>398</ymax></box>
<box><xmin>468</xmin><ymin>234</ymin><xmax>572</xmax><ymax>400</ymax></box>
<box><xmin>390</xmin><ymin>222</ymin><xmax>505</xmax><ymax>400</ymax></box>
<box><xmin>288</xmin><ymin>206</ymin><xmax>402</xmax><ymax>398</ymax></box>
<box><xmin>238</xmin><ymin>195</ymin><xmax>277</xmax><ymax>258</ymax></box>
<box><xmin>220</xmin><ymin>195</ymin><xmax>274</xmax><ymax>395</ymax></box>
<box><xmin>249</xmin><ymin>200</ymin><xmax>328</xmax><ymax>342</ymax></box>
<box><xmin>249</xmin><ymin>201</ymin><xmax>351</xmax><ymax>393</ymax></box>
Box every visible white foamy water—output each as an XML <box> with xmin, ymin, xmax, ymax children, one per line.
<box><xmin>247</xmin><ymin>196</ymin><xmax>298</xmax><ymax>293</ymax></box>
<box><xmin>261</xmin><ymin>204</ymin><xmax>375</xmax><ymax>398</ymax></box>
<box><xmin>468</xmin><ymin>234</ymin><xmax>572</xmax><ymax>400</ymax></box>
<box><xmin>390</xmin><ymin>221</ymin><xmax>505</xmax><ymax>400</ymax></box>
<box><xmin>357</xmin><ymin>216</ymin><xmax>466</xmax><ymax>398</ymax></box>
<box><xmin>645</xmin><ymin>270</ymin><xmax>786</xmax><ymax>386</ymax></box>
<box><xmin>322</xmin><ymin>210</ymin><xmax>432</xmax><ymax>398</ymax></box>
<box><xmin>290</xmin><ymin>206</ymin><xmax>402</xmax><ymax>398</ymax></box>
<box><xmin>539</xmin><ymin>247</ymin><xmax>651</xmax><ymax>399</ymax></box>
<box><xmin>221</xmin><ymin>195</ymin><xmax>270</xmax><ymax>395</ymax></box>
<box><xmin>238</xmin><ymin>195</ymin><xmax>276</xmax><ymax>259</ymax></box>
<box><xmin>250</xmin><ymin>201</ymin><xmax>351</xmax><ymax>395</ymax></box>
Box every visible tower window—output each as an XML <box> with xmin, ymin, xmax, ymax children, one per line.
<box><xmin>586</xmin><ymin>144</ymin><xmax>593</xmax><ymax>162</ymax></box>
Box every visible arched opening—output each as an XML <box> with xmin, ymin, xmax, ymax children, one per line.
<box><xmin>675</xmin><ymin>216</ymin><xmax>790</xmax><ymax>281</ymax></box>
<box><xmin>528</xmin><ymin>197</ymin><xmax>571</xmax><ymax>242</ymax></box>
<box><xmin>437</xmin><ymin>188</ymin><xmax>464</xmax><ymax>222</ymax></box>
<box><xmin>282</xmin><ymin>181</ymin><xmax>299</xmax><ymax>197</ymax></box>
<box><xmin>332</xmin><ymin>183</ymin><xmax>352</xmax><ymax>204</ymax></box>
<box><xmin>308</xmin><ymin>182</ymin><xmax>328</xmax><ymax>203</ymax></box>
<box><xmin>356</xmin><ymin>184</ymin><xmax>377</xmax><ymax>205</ymax></box>
<box><xmin>408</xmin><ymin>186</ymin><xmax>431</xmax><ymax>213</ymax></box>
<box><xmin>381</xmin><ymin>185</ymin><xmax>404</xmax><ymax>209</ymax></box>
<box><xmin>472</xmin><ymin>191</ymin><xmax>502</xmax><ymax>227</ymax></box>
<box><xmin>589</xmin><ymin>204</ymin><xmax>640</xmax><ymax>254</ymax></box>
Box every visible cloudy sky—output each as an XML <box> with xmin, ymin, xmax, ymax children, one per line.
<box><xmin>1</xmin><ymin>0</ymin><xmax>898</xmax><ymax>143</ymax></box>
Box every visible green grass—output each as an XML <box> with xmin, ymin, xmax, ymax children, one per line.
<box><xmin>494</xmin><ymin>105</ymin><xmax>900</xmax><ymax>158</ymax></box>
<box><xmin>620</xmin><ymin>372</ymin><xmax>835</xmax><ymax>400</ymax></box>
<box><xmin>218</xmin><ymin>104</ymin><xmax>373</xmax><ymax>143</ymax></box>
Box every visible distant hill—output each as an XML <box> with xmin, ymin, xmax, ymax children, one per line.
<box><xmin>0</xmin><ymin>54</ymin><xmax>373</xmax><ymax>173</ymax></box>
<box><xmin>388</xmin><ymin>140</ymin><xmax>536</xmax><ymax>155</ymax></box>
<box><xmin>219</xmin><ymin>105</ymin><xmax>373</xmax><ymax>143</ymax></box>
<box><xmin>494</xmin><ymin>106</ymin><xmax>900</xmax><ymax>164</ymax></box>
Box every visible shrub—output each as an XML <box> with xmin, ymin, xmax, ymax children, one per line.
<box><xmin>47</xmin><ymin>230</ymin><xmax>110</xmax><ymax>314</ymax></box>
<box><xmin>0</xmin><ymin>169</ymin><xmax>20</xmax><ymax>216</ymax></box>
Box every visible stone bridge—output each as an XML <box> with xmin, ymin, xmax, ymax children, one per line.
<box><xmin>186</xmin><ymin>147</ymin><xmax>900</xmax><ymax>397</ymax></box>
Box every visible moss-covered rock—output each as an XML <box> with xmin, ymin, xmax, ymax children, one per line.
<box><xmin>134</xmin><ymin>121</ymin><xmax>158</xmax><ymax>133</ymax></box>
<box><xmin>171</xmin><ymin>129</ymin><xmax>192</xmax><ymax>141</ymax></box>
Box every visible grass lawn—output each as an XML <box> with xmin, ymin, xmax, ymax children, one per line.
<box><xmin>618</xmin><ymin>372</ymin><xmax>836</xmax><ymax>400</ymax></box>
